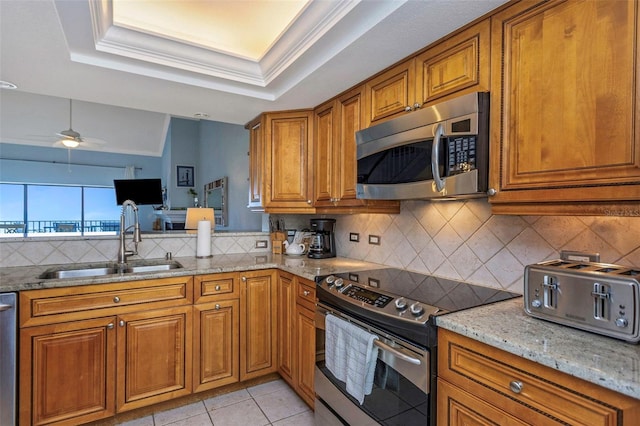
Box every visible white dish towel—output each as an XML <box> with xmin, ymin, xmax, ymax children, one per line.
<box><xmin>325</xmin><ymin>313</ymin><xmax>379</xmax><ymax>404</ymax></box>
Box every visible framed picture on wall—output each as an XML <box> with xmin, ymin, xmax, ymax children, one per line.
<box><xmin>176</xmin><ymin>165</ymin><xmax>195</xmax><ymax>187</ymax></box>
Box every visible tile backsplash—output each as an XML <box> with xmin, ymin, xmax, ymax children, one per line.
<box><xmin>0</xmin><ymin>232</ymin><xmax>270</xmax><ymax>269</ymax></box>
<box><xmin>284</xmin><ymin>199</ymin><xmax>640</xmax><ymax>294</ymax></box>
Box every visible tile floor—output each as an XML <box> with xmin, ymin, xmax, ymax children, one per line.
<box><xmin>116</xmin><ymin>379</ymin><xmax>314</xmax><ymax>426</ymax></box>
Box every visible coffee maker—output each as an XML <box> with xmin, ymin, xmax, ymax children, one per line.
<box><xmin>307</xmin><ymin>218</ymin><xmax>336</xmax><ymax>259</ymax></box>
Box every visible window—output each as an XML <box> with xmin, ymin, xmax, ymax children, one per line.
<box><xmin>0</xmin><ymin>183</ymin><xmax>121</xmax><ymax>237</ymax></box>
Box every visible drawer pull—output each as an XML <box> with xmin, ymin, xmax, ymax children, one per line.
<box><xmin>241</xmin><ymin>276</ymin><xmax>247</xmax><ymax>282</ymax></box>
<box><xmin>119</xmin><ymin>320</ymin><xmax>125</xmax><ymax>327</ymax></box>
<box><xmin>107</xmin><ymin>323</ymin><xmax>114</xmax><ymax>329</ymax></box>
<box><xmin>215</xmin><ymin>304</ymin><xmax>221</xmax><ymax>310</ymax></box>
<box><xmin>303</xmin><ymin>290</ymin><xmax>311</xmax><ymax>296</ymax></box>
<box><xmin>509</xmin><ymin>380</ymin><xmax>523</xmax><ymax>394</ymax></box>
<box><xmin>113</xmin><ymin>296</ymin><xmax>120</xmax><ymax>303</ymax></box>
<box><xmin>215</xmin><ymin>285</ymin><xmax>221</xmax><ymax>291</ymax></box>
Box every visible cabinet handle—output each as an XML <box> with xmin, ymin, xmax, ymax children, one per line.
<box><xmin>303</xmin><ymin>290</ymin><xmax>310</xmax><ymax>296</ymax></box>
<box><xmin>107</xmin><ymin>323</ymin><xmax>114</xmax><ymax>329</ymax></box>
<box><xmin>509</xmin><ymin>380</ymin><xmax>523</xmax><ymax>394</ymax></box>
<box><xmin>404</xmin><ymin>105</ymin><xmax>412</xmax><ymax>111</ymax></box>
<box><xmin>215</xmin><ymin>285</ymin><xmax>221</xmax><ymax>291</ymax></box>
<box><xmin>241</xmin><ymin>276</ymin><xmax>247</xmax><ymax>282</ymax></box>
<box><xmin>413</xmin><ymin>102</ymin><xmax>422</xmax><ymax>109</ymax></box>
<box><xmin>215</xmin><ymin>304</ymin><xmax>221</xmax><ymax>310</ymax></box>
<box><xmin>487</xmin><ymin>188</ymin><xmax>497</xmax><ymax>196</ymax></box>
<box><xmin>119</xmin><ymin>320</ymin><xmax>125</xmax><ymax>327</ymax></box>
<box><xmin>113</xmin><ymin>296</ymin><xmax>120</xmax><ymax>303</ymax></box>
<box><xmin>307</xmin><ymin>200</ymin><xmax>312</xmax><ymax>204</ymax></box>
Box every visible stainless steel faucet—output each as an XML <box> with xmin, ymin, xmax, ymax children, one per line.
<box><xmin>117</xmin><ymin>199</ymin><xmax>142</xmax><ymax>266</ymax></box>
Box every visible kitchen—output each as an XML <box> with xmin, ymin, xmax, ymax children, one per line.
<box><xmin>2</xmin><ymin>0</ymin><xmax>640</xmax><ymax>425</ymax></box>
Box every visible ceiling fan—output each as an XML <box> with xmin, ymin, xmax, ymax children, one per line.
<box><xmin>53</xmin><ymin>99</ymin><xmax>106</xmax><ymax>149</ymax></box>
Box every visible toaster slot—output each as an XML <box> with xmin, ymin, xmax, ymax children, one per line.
<box><xmin>543</xmin><ymin>275</ymin><xmax>558</xmax><ymax>309</ymax></box>
<box><xmin>592</xmin><ymin>282</ymin><xmax>610</xmax><ymax>320</ymax></box>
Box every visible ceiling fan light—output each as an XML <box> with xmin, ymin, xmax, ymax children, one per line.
<box><xmin>61</xmin><ymin>139</ymin><xmax>80</xmax><ymax>148</ymax></box>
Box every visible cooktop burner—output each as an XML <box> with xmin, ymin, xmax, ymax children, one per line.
<box><xmin>316</xmin><ymin>268</ymin><xmax>520</xmax><ymax>347</ymax></box>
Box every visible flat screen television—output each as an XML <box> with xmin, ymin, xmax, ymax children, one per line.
<box><xmin>114</xmin><ymin>178</ymin><xmax>163</xmax><ymax>205</ymax></box>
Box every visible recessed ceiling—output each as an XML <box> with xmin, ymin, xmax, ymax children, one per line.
<box><xmin>112</xmin><ymin>0</ymin><xmax>309</xmax><ymax>60</ymax></box>
<box><xmin>0</xmin><ymin>0</ymin><xmax>509</xmax><ymax>156</ymax></box>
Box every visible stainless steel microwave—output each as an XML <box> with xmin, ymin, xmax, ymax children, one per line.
<box><xmin>356</xmin><ymin>91</ymin><xmax>490</xmax><ymax>200</ymax></box>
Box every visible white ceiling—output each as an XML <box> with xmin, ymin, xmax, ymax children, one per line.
<box><xmin>0</xmin><ymin>0</ymin><xmax>508</xmax><ymax>157</ymax></box>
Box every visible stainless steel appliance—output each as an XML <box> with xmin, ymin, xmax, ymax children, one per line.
<box><xmin>307</xmin><ymin>218</ymin><xmax>336</xmax><ymax>259</ymax></box>
<box><xmin>524</xmin><ymin>260</ymin><xmax>640</xmax><ymax>343</ymax></box>
<box><xmin>356</xmin><ymin>91</ymin><xmax>490</xmax><ymax>200</ymax></box>
<box><xmin>0</xmin><ymin>292</ymin><xmax>17</xmax><ymax>426</ymax></box>
<box><xmin>314</xmin><ymin>268</ymin><xmax>520</xmax><ymax>425</ymax></box>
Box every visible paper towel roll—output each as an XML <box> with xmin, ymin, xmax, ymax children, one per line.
<box><xmin>196</xmin><ymin>220</ymin><xmax>212</xmax><ymax>258</ymax></box>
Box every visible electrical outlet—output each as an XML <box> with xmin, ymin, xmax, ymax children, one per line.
<box><xmin>349</xmin><ymin>232</ymin><xmax>360</xmax><ymax>242</ymax></box>
<box><xmin>368</xmin><ymin>235</ymin><xmax>381</xmax><ymax>245</ymax></box>
<box><xmin>255</xmin><ymin>240</ymin><xmax>268</xmax><ymax>249</ymax></box>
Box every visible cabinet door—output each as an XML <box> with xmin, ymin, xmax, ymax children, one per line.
<box><xmin>240</xmin><ymin>269</ymin><xmax>278</xmax><ymax>381</ymax></box>
<box><xmin>20</xmin><ymin>317</ymin><xmax>117</xmax><ymax>426</ymax></box>
<box><xmin>313</xmin><ymin>100</ymin><xmax>337</xmax><ymax>206</ymax></box>
<box><xmin>116</xmin><ymin>306</ymin><xmax>192</xmax><ymax>412</ymax></box>
<box><xmin>247</xmin><ymin>118</ymin><xmax>264</xmax><ymax>210</ymax></box>
<box><xmin>336</xmin><ymin>87</ymin><xmax>367</xmax><ymax>205</ymax></box>
<box><xmin>193</xmin><ymin>300</ymin><xmax>239</xmax><ymax>392</ymax></box>
<box><xmin>263</xmin><ymin>111</ymin><xmax>315</xmax><ymax>212</ymax></box>
<box><xmin>437</xmin><ymin>379</ymin><xmax>527</xmax><ymax>426</ymax></box>
<box><xmin>295</xmin><ymin>305</ymin><xmax>316</xmax><ymax>408</ymax></box>
<box><xmin>365</xmin><ymin>59</ymin><xmax>416</xmax><ymax>125</ymax></box>
<box><xmin>277</xmin><ymin>271</ymin><xmax>296</xmax><ymax>386</ymax></box>
<box><xmin>489</xmin><ymin>0</ymin><xmax>640</xmax><ymax>214</ymax></box>
<box><xmin>415</xmin><ymin>19</ymin><xmax>490</xmax><ymax>104</ymax></box>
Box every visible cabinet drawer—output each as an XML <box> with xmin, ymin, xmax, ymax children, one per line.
<box><xmin>20</xmin><ymin>276</ymin><xmax>193</xmax><ymax>327</ymax></box>
<box><xmin>296</xmin><ymin>279</ymin><xmax>316</xmax><ymax>312</ymax></box>
<box><xmin>195</xmin><ymin>272</ymin><xmax>239</xmax><ymax>303</ymax></box>
<box><xmin>439</xmin><ymin>329</ymin><xmax>636</xmax><ymax>426</ymax></box>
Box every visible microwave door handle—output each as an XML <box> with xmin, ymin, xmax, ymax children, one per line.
<box><xmin>431</xmin><ymin>123</ymin><xmax>446</xmax><ymax>192</ymax></box>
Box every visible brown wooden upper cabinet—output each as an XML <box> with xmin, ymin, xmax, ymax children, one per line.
<box><xmin>313</xmin><ymin>86</ymin><xmax>399</xmax><ymax>213</ymax></box>
<box><xmin>489</xmin><ymin>0</ymin><xmax>640</xmax><ymax>215</ymax></box>
<box><xmin>365</xmin><ymin>19</ymin><xmax>490</xmax><ymax>127</ymax></box>
<box><xmin>247</xmin><ymin>110</ymin><xmax>315</xmax><ymax>214</ymax></box>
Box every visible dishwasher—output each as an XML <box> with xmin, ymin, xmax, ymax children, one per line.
<box><xmin>0</xmin><ymin>292</ymin><xmax>17</xmax><ymax>426</ymax></box>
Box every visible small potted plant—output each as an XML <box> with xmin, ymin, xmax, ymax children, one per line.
<box><xmin>188</xmin><ymin>188</ymin><xmax>199</xmax><ymax>207</ymax></box>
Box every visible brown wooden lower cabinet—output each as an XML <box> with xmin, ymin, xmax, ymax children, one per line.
<box><xmin>437</xmin><ymin>329</ymin><xmax>640</xmax><ymax>426</ymax></box>
<box><xmin>277</xmin><ymin>272</ymin><xmax>316</xmax><ymax>408</ymax></box>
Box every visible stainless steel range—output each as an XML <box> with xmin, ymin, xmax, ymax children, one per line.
<box><xmin>314</xmin><ymin>268</ymin><xmax>520</xmax><ymax>426</ymax></box>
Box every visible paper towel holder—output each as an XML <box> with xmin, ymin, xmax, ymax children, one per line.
<box><xmin>185</xmin><ymin>208</ymin><xmax>215</xmax><ymax>233</ymax></box>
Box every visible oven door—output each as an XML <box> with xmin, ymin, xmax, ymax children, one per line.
<box><xmin>315</xmin><ymin>303</ymin><xmax>430</xmax><ymax>425</ymax></box>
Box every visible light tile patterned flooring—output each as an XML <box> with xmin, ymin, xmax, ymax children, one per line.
<box><xmin>115</xmin><ymin>379</ymin><xmax>314</xmax><ymax>426</ymax></box>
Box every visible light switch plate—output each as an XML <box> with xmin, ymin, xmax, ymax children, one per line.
<box><xmin>255</xmin><ymin>240</ymin><xmax>268</xmax><ymax>249</ymax></box>
<box><xmin>368</xmin><ymin>235</ymin><xmax>381</xmax><ymax>245</ymax></box>
<box><xmin>349</xmin><ymin>232</ymin><xmax>360</xmax><ymax>242</ymax></box>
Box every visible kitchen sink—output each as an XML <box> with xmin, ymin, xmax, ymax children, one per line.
<box><xmin>39</xmin><ymin>260</ymin><xmax>183</xmax><ymax>279</ymax></box>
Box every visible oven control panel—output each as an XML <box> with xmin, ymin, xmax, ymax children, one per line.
<box><xmin>319</xmin><ymin>275</ymin><xmax>440</xmax><ymax>324</ymax></box>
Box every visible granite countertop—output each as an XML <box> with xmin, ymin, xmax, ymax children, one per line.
<box><xmin>436</xmin><ymin>297</ymin><xmax>640</xmax><ymax>400</ymax></box>
<box><xmin>0</xmin><ymin>253</ymin><xmax>383</xmax><ymax>292</ymax></box>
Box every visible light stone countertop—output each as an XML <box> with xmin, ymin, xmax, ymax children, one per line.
<box><xmin>0</xmin><ymin>253</ymin><xmax>383</xmax><ymax>292</ymax></box>
<box><xmin>436</xmin><ymin>297</ymin><xmax>640</xmax><ymax>400</ymax></box>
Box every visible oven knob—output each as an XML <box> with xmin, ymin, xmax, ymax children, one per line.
<box><xmin>531</xmin><ymin>299</ymin><xmax>542</xmax><ymax>308</ymax></box>
<box><xmin>410</xmin><ymin>302</ymin><xmax>424</xmax><ymax>316</ymax></box>
<box><xmin>615</xmin><ymin>317</ymin><xmax>629</xmax><ymax>328</ymax></box>
<box><xmin>334</xmin><ymin>278</ymin><xmax>344</xmax><ymax>288</ymax></box>
<box><xmin>325</xmin><ymin>275</ymin><xmax>335</xmax><ymax>285</ymax></box>
<box><xmin>395</xmin><ymin>297</ymin><xmax>408</xmax><ymax>310</ymax></box>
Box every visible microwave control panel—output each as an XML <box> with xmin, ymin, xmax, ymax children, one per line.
<box><xmin>447</xmin><ymin>136</ymin><xmax>476</xmax><ymax>175</ymax></box>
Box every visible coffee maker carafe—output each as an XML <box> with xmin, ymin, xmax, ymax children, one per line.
<box><xmin>308</xmin><ymin>218</ymin><xmax>336</xmax><ymax>259</ymax></box>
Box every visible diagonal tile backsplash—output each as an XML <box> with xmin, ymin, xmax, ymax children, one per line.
<box><xmin>324</xmin><ymin>199</ymin><xmax>640</xmax><ymax>294</ymax></box>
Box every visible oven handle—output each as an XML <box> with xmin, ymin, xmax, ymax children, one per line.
<box><xmin>373</xmin><ymin>339</ymin><xmax>421</xmax><ymax>365</ymax></box>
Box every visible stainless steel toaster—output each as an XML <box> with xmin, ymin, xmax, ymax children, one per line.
<box><xmin>524</xmin><ymin>260</ymin><xmax>640</xmax><ymax>343</ymax></box>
